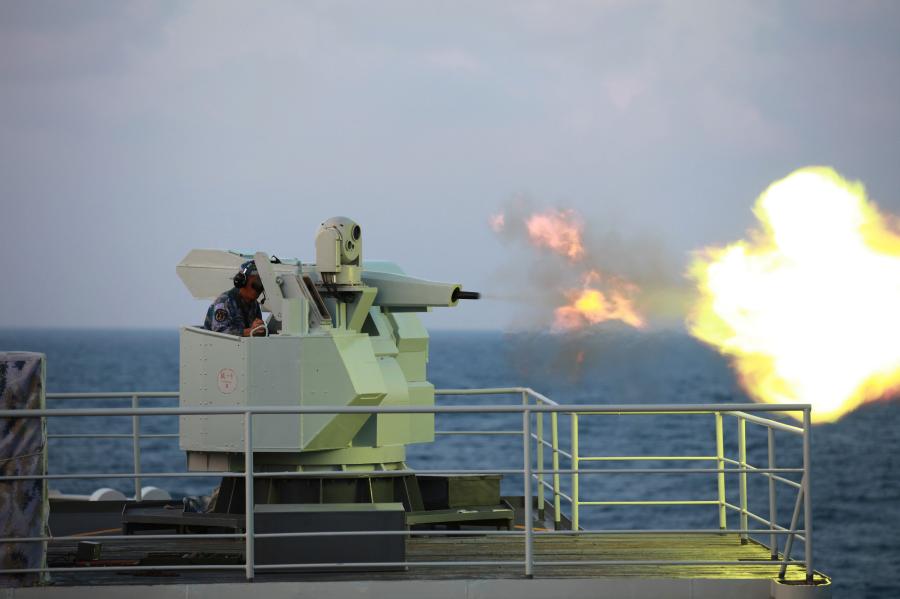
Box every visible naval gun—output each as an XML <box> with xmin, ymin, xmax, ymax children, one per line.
<box><xmin>175</xmin><ymin>217</ymin><xmax>487</xmax><ymax>513</ymax></box>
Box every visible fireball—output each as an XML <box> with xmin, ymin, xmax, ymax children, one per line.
<box><xmin>688</xmin><ymin>167</ymin><xmax>900</xmax><ymax>423</ymax></box>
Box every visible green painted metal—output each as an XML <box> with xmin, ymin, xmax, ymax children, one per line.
<box><xmin>716</xmin><ymin>412</ymin><xmax>727</xmax><ymax>529</ymax></box>
<box><xmin>739</xmin><ymin>417</ymin><xmax>749</xmax><ymax>543</ymax></box>
<box><xmin>571</xmin><ymin>413</ymin><xmax>579</xmax><ymax>531</ymax></box>
<box><xmin>178</xmin><ymin>220</ymin><xmax>476</xmax><ymax>472</ymax></box>
<box><xmin>551</xmin><ymin>412</ymin><xmax>561</xmax><ymax>527</ymax></box>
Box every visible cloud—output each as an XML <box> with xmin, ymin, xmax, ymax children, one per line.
<box><xmin>423</xmin><ymin>48</ymin><xmax>483</xmax><ymax>73</ymax></box>
<box><xmin>1</xmin><ymin>1</ymin><xmax>900</xmax><ymax>329</ymax></box>
<box><xmin>604</xmin><ymin>74</ymin><xmax>649</xmax><ymax>111</ymax></box>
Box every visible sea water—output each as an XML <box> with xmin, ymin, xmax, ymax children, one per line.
<box><xmin>1</xmin><ymin>328</ymin><xmax>898</xmax><ymax>597</ymax></box>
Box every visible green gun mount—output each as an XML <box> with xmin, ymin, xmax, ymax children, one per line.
<box><xmin>176</xmin><ymin>217</ymin><xmax>480</xmax><ymax>491</ymax></box>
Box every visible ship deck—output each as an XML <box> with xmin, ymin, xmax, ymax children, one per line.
<box><xmin>38</xmin><ymin>532</ymin><xmax>824</xmax><ymax>585</ymax></box>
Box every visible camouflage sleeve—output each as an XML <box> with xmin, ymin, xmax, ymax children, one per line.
<box><xmin>209</xmin><ymin>298</ymin><xmax>245</xmax><ymax>336</ymax></box>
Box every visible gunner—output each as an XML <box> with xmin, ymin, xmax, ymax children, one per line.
<box><xmin>203</xmin><ymin>260</ymin><xmax>266</xmax><ymax>336</ymax></box>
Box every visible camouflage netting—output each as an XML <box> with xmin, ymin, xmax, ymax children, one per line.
<box><xmin>0</xmin><ymin>353</ymin><xmax>48</xmax><ymax>587</ymax></box>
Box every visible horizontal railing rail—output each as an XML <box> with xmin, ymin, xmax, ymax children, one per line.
<box><xmin>1</xmin><ymin>466</ymin><xmax>807</xmax><ymax>482</ymax></box>
<box><xmin>0</xmin><ymin>389</ymin><xmax>816</xmax><ymax>583</ymax></box>
<box><xmin>8</xmin><ymin>402</ymin><xmax>813</xmax><ymax>415</ymax></box>
<box><xmin>0</xmin><ymin>527</ymin><xmax>811</xmax><ymax>545</ymax></box>
<box><xmin>45</xmin><ymin>392</ymin><xmax>180</xmax><ymax>399</ymax></box>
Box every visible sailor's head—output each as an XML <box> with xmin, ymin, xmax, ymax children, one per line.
<box><xmin>233</xmin><ymin>260</ymin><xmax>264</xmax><ymax>300</ymax></box>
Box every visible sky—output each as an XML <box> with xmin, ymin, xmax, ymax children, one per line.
<box><xmin>2</xmin><ymin>0</ymin><xmax>900</xmax><ymax>330</ymax></box>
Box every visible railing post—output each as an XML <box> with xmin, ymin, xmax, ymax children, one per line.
<box><xmin>522</xmin><ymin>407</ymin><xmax>534</xmax><ymax>577</ymax></box>
<box><xmin>715</xmin><ymin>412</ymin><xmax>726</xmax><ymax>530</ymax></box>
<box><xmin>570</xmin><ymin>412</ymin><xmax>579</xmax><ymax>531</ymax></box>
<box><xmin>132</xmin><ymin>394</ymin><xmax>141</xmax><ymax>502</ymax></box>
<box><xmin>738</xmin><ymin>416</ymin><xmax>748</xmax><ymax>543</ymax></box>
<box><xmin>768</xmin><ymin>427</ymin><xmax>778</xmax><ymax>559</ymax></box>
<box><xmin>802</xmin><ymin>408</ymin><xmax>814</xmax><ymax>583</ymax></box>
<box><xmin>244</xmin><ymin>411</ymin><xmax>255</xmax><ymax>581</ymax></box>
<box><xmin>536</xmin><ymin>407</ymin><xmax>545</xmax><ymax>520</ymax></box>
<box><xmin>779</xmin><ymin>476</ymin><xmax>805</xmax><ymax>580</ymax></box>
<box><xmin>551</xmin><ymin>411</ymin><xmax>561</xmax><ymax>529</ymax></box>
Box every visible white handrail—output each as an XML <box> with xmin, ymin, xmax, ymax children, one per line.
<box><xmin>7</xmin><ymin>388</ymin><xmax>816</xmax><ymax>582</ymax></box>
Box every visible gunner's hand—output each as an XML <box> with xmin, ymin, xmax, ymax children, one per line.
<box><xmin>250</xmin><ymin>318</ymin><xmax>266</xmax><ymax>336</ymax></box>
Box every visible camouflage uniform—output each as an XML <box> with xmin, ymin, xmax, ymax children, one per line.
<box><xmin>203</xmin><ymin>287</ymin><xmax>263</xmax><ymax>336</ymax></box>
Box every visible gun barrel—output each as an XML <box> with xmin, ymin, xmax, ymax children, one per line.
<box><xmin>452</xmin><ymin>289</ymin><xmax>480</xmax><ymax>301</ymax></box>
<box><xmin>361</xmin><ymin>270</ymin><xmax>475</xmax><ymax>308</ymax></box>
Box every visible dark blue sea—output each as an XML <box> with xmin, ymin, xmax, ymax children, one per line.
<box><xmin>2</xmin><ymin>328</ymin><xmax>898</xmax><ymax>597</ymax></box>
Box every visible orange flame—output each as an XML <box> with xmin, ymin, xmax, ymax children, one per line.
<box><xmin>688</xmin><ymin>167</ymin><xmax>900</xmax><ymax>423</ymax></box>
<box><xmin>554</xmin><ymin>270</ymin><xmax>645</xmax><ymax>331</ymax></box>
<box><xmin>525</xmin><ymin>209</ymin><xmax>585</xmax><ymax>261</ymax></box>
<box><xmin>489</xmin><ymin>206</ymin><xmax>646</xmax><ymax>332</ymax></box>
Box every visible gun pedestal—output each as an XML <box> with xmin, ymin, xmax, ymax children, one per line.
<box><xmin>175</xmin><ymin>217</ymin><xmax>482</xmax><ymax>529</ymax></box>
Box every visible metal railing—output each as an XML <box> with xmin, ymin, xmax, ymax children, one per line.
<box><xmin>514</xmin><ymin>389</ymin><xmax>812</xmax><ymax>581</ymax></box>
<box><xmin>0</xmin><ymin>389</ymin><xmax>817</xmax><ymax>583</ymax></box>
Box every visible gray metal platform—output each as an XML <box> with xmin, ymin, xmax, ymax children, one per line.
<box><xmin>6</xmin><ymin>532</ymin><xmax>829</xmax><ymax>598</ymax></box>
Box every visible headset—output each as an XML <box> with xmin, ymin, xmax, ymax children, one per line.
<box><xmin>233</xmin><ymin>261</ymin><xmax>256</xmax><ymax>289</ymax></box>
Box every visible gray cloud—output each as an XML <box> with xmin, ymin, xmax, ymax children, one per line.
<box><xmin>2</xmin><ymin>1</ymin><xmax>899</xmax><ymax>329</ymax></box>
